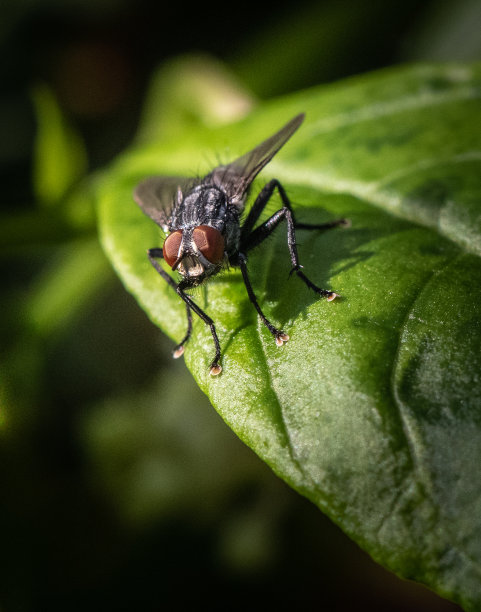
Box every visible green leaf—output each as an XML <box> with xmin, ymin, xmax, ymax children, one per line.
<box><xmin>98</xmin><ymin>61</ymin><xmax>481</xmax><ymax>609</ymax></box>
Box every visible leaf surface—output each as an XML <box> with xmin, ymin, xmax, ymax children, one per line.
<box><xmin>98</xmin><ymin>62</ymin><xmax>481</xmax><ymax>609</ymax></box>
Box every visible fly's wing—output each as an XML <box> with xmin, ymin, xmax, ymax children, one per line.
<box><xmin>209</xmin><ymin>113</ymin><xmax>305</xmax><ymax>205</ymax></box>
<box><xmin>133</xmin><ymin>176</ymin><xmax>196</xmax><ymax>229</ymax></box>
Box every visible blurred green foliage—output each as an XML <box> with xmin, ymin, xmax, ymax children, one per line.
<box><xmin>2</xmin><ymin>0</ymin><xmax>480</xmax><ymax>610</ymax></box>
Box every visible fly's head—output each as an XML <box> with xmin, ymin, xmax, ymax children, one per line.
<box><xmin>162</xmin><ymin>224</ymin><xmax>225</xmax><ymax>285</ymax></box>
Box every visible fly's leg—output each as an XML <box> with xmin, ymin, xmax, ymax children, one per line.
<box><xmin>177</xmin><ymin>280</ymin><xmax>222</xmax><ymax>375</ymax></box>
<box><xmin>240</xmin><ymin>179</ymin><xmax>346</xmax><ymax>300</ymax></box>
<box><xmin>245</xmin><ymin>208</ymin><xmax>337</xmax><ymax>299</ymax></box>
<box><xmin>172</xmin><ymin>303</ymin><xmax>193</xmax><ymax>359</ymax></box>
<box><xmin>148</xmin><ymin>248</ymin><xmax>214</xmax><ymax>370</ymax></box>
<box><xmin>241</xmin><ymin>179</ymin><xmax>348</xmax><ymax>241</ymax></box>
<box><xmin>238</xmin><ymin>253</ymin><xmax>289</xmax><ymax>346</ymax></box>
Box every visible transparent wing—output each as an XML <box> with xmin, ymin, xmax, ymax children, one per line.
<box><xmin>133</xmin><ymin>176</ymin><xmax>197</xmax><ymax>228</ymax></box>
<box><xmin>209</xmin><ymin>113</ymin><xmax>304</xmax><ymax>203</ymax></box>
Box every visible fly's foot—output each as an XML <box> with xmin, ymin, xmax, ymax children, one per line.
<box><xmin>326</xmin><ymin>291</ymin><xmax>339</xmax><ymax>301</ymax></box>
<box><xmin>173</xmin><ymin>345</ymin><xmax>185</xmax><ymax>359</ymax></box>
<box><xmin>275</xmin><ymin>332</ymin><xmax>290</xmax><ymax>346</ymax></box>
<box><xmin>209</xmin><ymin>362</ymin><xmax>223</xmax><ymax>376</ymax></box>
<box><xmin>315</xmin><ymin>288</ymin><xmax>340</xmax><ymax>301</ymax></box>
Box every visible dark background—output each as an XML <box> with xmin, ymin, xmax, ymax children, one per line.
<box><xmin>1</xmin><ymin>0</ymin><xmax>480</xmax><ymax>609</ymax></box>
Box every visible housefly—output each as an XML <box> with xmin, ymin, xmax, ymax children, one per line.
<box><xmin>134</xmin><ymin>113</ymin><xmax>348</xmax><ymax>375</ymax></box>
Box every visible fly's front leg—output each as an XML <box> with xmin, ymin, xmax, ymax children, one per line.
<box><xmin>172</xmin><ymin>303</ymin><xmax>192</xmax><ymax>359</ymax></box>
<box><xmin>148</xmin><ymin>248</ymin><xmax>194</xmax><ymax>362</ymax></box>
<box><xmin>240</xmin><ymin>180</ymin><xmax>342</xmax><ymax>300</ymax></box>
<box><xmin>176</xmin><ymin>280</ymin><xmax>222</xmax><ymax>376</ymax></box>
<box><xmin>149</xmin><ymin>248</ymin><xmax>221</xmax><ymax>375</ymax></box>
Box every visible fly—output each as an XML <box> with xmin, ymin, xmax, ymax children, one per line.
<box><xmin>134</xmin><ymin>113</ymin><xmax>348</xmax><ymax>376</ymax></box>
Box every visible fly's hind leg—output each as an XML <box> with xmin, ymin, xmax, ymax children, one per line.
<box><xmin>241</xmin><ymin>179</ymin><xmax>347</xmax><ymax>300</ymax></box>
<box><xmin>237</xmin><ymin>180</ymin><xmax>349</xmax><ymax>346</ymax></box>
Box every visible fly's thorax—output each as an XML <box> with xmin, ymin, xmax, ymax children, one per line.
<box><xmin>169</xmin><ymin>184</ymin><xmax>227</xmax><ymax>229</ymax></box>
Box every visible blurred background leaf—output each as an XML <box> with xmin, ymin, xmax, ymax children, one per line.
<box><xmin>2</xmin><ymin>0</ymin><xmax>480</xmax><ymax>610</ymax></box>
<box><xmin>32</xmin><ymin>84</ymin><xmax>87</xmax><ymax>207</ymax></box>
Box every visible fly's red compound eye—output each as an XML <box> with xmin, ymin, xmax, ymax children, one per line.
<box><xmin>192</xmin><ymin>225</ymin><xmax>225</xmax><ymax>264</ymax></box>
<box><xmin>162</xmin><ymin>230</ymin><xmax>183</xmax><ymax>267</ymax></box>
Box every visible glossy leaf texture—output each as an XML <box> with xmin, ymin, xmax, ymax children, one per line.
<box><xmin>98</xmin><ymin>62</ymin><xmax>481</xmax><ymax>609</ymax></box>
